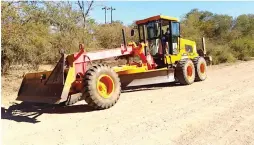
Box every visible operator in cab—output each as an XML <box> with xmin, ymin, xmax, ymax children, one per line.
<box><xmin>161</xmin><ymin>27</ymin><xmax>170</xmax><ymax>54</ymax></box>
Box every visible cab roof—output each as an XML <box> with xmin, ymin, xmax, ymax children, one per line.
<box><xmin>135</xmin><ymin>15</ymin><xmax>179</xmax><ymax>25</ymax></box>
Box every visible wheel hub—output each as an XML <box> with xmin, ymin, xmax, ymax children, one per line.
<box><xmin>187</xmin><ymin>65</ymin><xmax>193</xmax><ymax>77</ymax></box>
<box><xmin>97</xmin><ymin>75</ymin><xmax>114</xmax><ymax>99</ymax></box>
<box><xmin>200</xmin><ymin>63</ymin><xmax>205</xmax><ymax>74</ymax></box>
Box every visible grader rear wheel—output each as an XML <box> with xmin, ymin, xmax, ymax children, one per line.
<box><xmin>175</xmin><ymin>59</ymin><xmax>195</xmax><ymax>85</ymax></box>
<box><xmin>193</xmin><ymin>57</ymin><xmax>207</xmax><ymax>81</ymax></box>
<box><xmin>83</xmin><ymin>64</ymin><xmax>121</xmax><ymax>109</ymax></box>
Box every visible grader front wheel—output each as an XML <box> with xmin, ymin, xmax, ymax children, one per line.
<box><xmin>83</xmin><ymin>64</ymin><xmax>121</xmax><ymax>109</ymax></box>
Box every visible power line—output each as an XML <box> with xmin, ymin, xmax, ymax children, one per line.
<box><xmin>107</xmin><ymin>6</ymin><xmax>116</xmax><ymax>24</ymax></box>
<box><xmin>102</xmin><ymin>6</ymin><xmax>108</xmax><ymax>24</ymax></box>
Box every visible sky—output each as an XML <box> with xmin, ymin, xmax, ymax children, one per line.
<box><xmin>83</xmin><ymin>1</ymin><xmax>254</xmax><ymax>25</ymax></box>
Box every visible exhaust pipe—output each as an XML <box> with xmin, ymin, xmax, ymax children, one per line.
<box><xmin>202</xmin><ymin>37</ymin><xmax>206</xmax><ymax>55</ymax></box>
<box><xmin>122</xmin><ymin>28</ymin><xmax>127</xmax><ymax>49</ymax></box>
<box><xmin>201</xmin><ymin>37</ymin><xmax>212</xmax><ymax>65</ymax></box>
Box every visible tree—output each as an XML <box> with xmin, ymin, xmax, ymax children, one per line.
<box><xmin>77</xmin><ymin>0</ymin><xmax>94</xmax><ymax>28</ymax></box>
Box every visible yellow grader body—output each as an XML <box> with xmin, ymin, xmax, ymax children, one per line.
<box><xmin>17</xmin><ymin>15</ymin><xmax>212</xmax><ymax>109</ymax></box>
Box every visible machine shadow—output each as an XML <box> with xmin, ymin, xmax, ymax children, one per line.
<box><xmin>1</xmin><ymin>102</ymin><xmax>98</xmax><ymax>124</ymax></box>
<box><xmin>2</xmin><ymin>82</ymin><xmax>182</xmax><ymax>124</ymax></box>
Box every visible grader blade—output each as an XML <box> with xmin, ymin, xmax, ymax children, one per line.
<box><xmin>119</xmin><ymin>68</ymin><xmax>175</xmax><ymax>88</ymax></box>
<box><xmin>16</xmin><ymin>55</ymin><xmax>68</xmax><ymax>104</ymax></box>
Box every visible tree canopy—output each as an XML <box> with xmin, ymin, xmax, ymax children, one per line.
<box><xmin>1</xmin><ymin>2</ymin><xmax>254</xmax><ymax>74</ymax></box>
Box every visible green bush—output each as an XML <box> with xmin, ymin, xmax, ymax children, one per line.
<box><xmin>206</xmin><ymin>43</ymin><xmax>237</xmax><ymax>64</ymax></box>
<box><xmin>230</xmin><ymin>37</ymin><xmax>254</xmax><ymax>60</ymax></box>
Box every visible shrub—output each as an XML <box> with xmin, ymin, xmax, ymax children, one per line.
<box><xmin>230</xmin><ymin>37</ymin><xmax>254</xmax><ymax>60</ymax></box>
<box><xmin>206</xmin><ymin>42</ymin><xmax>237</xmax><ymax>64</ymax></box>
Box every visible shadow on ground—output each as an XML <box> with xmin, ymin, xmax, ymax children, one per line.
<box><xmin>1</xmin><ymin>103</ymin><xmax>97</xmax><ymax>124</ymax></box>
<box><xmin>1</xmin><ymin>82</ymin><xmax>182</xmax><ymax>124</ymax></box>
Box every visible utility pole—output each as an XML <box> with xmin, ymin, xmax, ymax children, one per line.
<box><xmin>102</xmin><ymin>6</ymin><xmax>108</xmax><ymax>24</ymax></box>
<box><xmin>107</xmin><ymin>6</ymin><xmax>116</xmax><ymax>24</ymax></box>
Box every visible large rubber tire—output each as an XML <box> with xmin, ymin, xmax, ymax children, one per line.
<box><xmin>83</xmin><ymin>64</ymin><xmax>121</xmax><ymax>109</ymax></box>
<box><xmin>175</xmin><ymin>59</ymin><xmax>195</xmax><ymax>85</ymax></box>
<box><xmin>193</xmin><ymin>57</ymin><xmax>207</xmax><ymax>81</ymax></box>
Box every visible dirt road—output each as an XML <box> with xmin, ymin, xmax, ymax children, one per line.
<box><xmin>2</xmin><ymin>61</ymin><xmax>254</xmax><ymax>145</ymax></box>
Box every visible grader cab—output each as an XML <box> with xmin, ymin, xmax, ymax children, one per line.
<box><xmin>16</xmin><ymin>15</ymin><xmax>212</xmax><ymax>109</ymax></box>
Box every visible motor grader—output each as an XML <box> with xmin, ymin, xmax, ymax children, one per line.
<box><xmin>17</xmin><ymin>15</ymin><xmax>212</xmax><ymax>109</ymax></box>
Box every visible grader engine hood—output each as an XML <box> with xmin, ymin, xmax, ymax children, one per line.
<box><xmin>179</xmin><ymin>38</ymin><xmax>197</xmax><ymax>54</ymax></box>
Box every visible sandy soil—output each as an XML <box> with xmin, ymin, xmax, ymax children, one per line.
<box><xmin>1</xmin><ymin>61</ymin><xmax>254</xmax><ymax>145</ymax></box>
